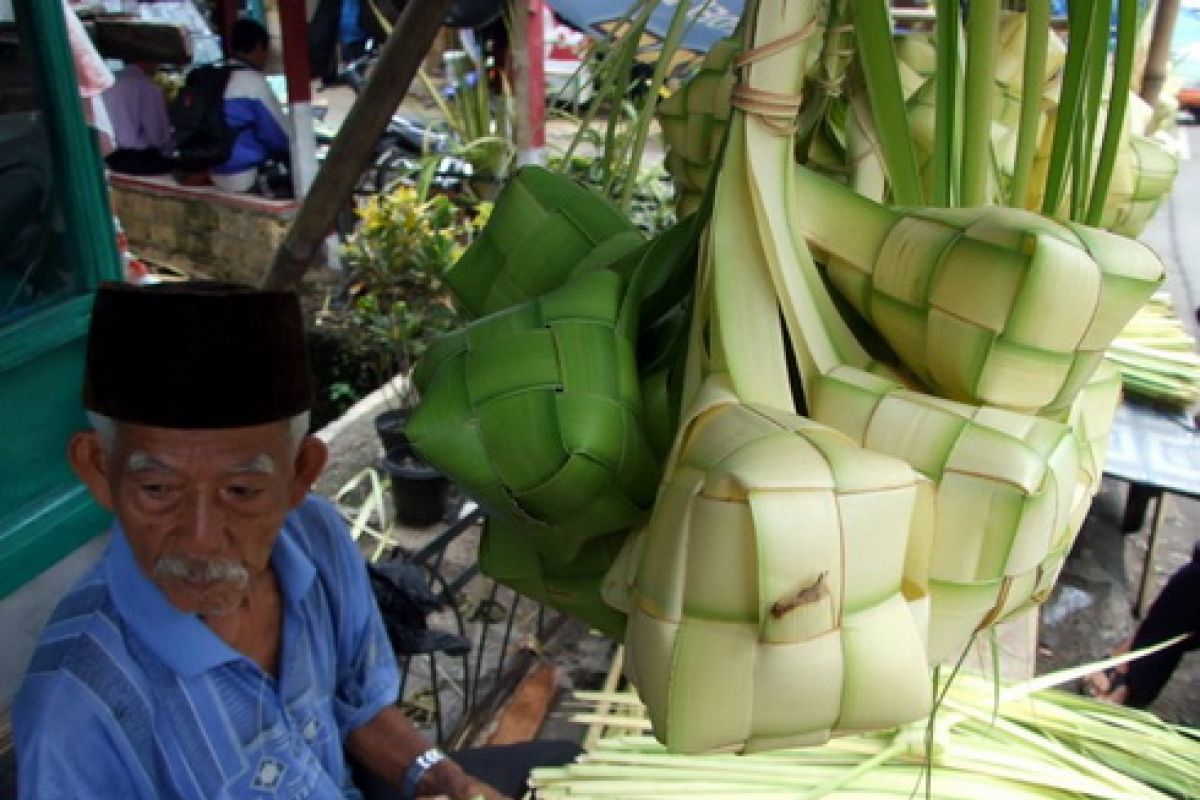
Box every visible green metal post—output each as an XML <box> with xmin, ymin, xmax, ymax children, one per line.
<box><xmin>15</xmin><ymin>0</ymin><xmax>122</xmax><ymax>288</ymax></box>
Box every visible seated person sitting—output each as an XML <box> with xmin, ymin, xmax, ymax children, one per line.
<box><xmin>1084</xmin><ymin>541</ymin><xmax>1200</xmax><ymax>708</ymax></box>
<box><xmin>13</xmin><ymin>281</ymin><xmax>580</xmax><ymax>798</ymax></box>
<box><xmin>213</xmin><ymin>19</ymin><xmax>292</xmax><ymax>195</ymax></box>
<box><xmin>102</xmin><ymin>61</ymin><xmax>175</xmax><ymax>175</ymax></box>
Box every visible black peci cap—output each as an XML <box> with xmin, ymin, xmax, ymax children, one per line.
<box><xmin>83</xmin><ymin>281</ymin><xmax>314</xmax><ymax>428</ymax></box>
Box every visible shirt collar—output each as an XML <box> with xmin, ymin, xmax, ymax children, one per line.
<box><xmin>106</xmin><ymin>514</ymin><xmax>318</xmax><ymax>679</ymax></box>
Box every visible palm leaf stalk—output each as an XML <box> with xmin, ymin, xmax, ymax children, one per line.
<box><xmin>1085</xmin><ymin>0</ymin><xmax>1139</xmax><ymax>225</ymax></box>
<box><xmin>530</xmin><ymin>653</ymin><xmax>1199</xmax><ymax>800</ymax></box>
<box><xmin>1076</xmin><ymin>0</ymin><xmax>1116</xmax><ymax>220</ymax></box>
<box><xmin>1008</xmin><ymin>1</ymin><xmax>1050</xmax><ymax>209</ymax></box>
<box><xmin>931</xmin><ymin>0</ymin><xmax>960</xmax><ymax>206</ymax></box>
<box><xmin>558</xmin><ymin>0</ymin><xmax>655</xmax><ymax>199</ymax></box>
<box><xmin>852</xmin><ymin>0</ymin><xmax>924</xmax><ymax>205</ymax></box>
<box><xmin>960</xmin><ymin>0</ymin><xmax>1001</xmax><ymax>207</ymax></box>
<box><xmin>1042</xmin><ymin>0</ymin><xmax>1100</xmax><ymax>216</ymax></box>
<box><xmin>617</xmin><ymin>0</ymin><xmax>700</xmax><ymax>212</ymax></box>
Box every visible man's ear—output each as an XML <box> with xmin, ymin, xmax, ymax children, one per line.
<box><xmin>288</xmin><ymin>435</ymin><xmax>329</xmax><ymax>506</ymax></box>
<box><xmin>67</xmin><ymin>432</ymin><xmax>115</xmax><ymax>511</ymax></box>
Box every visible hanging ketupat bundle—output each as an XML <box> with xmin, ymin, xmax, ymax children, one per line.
<box><xmin>611</xmin><ymin>0</ymin><xmax>939</xmax><ymax>753</ymax></box>
<box><xmin>404</xmin><ymin>0</ymin><xmax>1167</xmax><ymax>756</ymax></box>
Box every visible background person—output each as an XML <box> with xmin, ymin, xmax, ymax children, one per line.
<box><xmin>102</xmin><ymin>60</ymin><xmax>175</xmax><ymax>175</ymax></box>
<box><xmin>1084</xmin><ymin>541</ymin><xmax>1200</xmax><ymax>707</ymax></box>
<box><xmin>212</xmin><ymin>19</ymin><xmax>292</xmax><ymax>194</ymax></box>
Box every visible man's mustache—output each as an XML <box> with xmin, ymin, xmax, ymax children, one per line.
<box><xmin>154</xmin><ymin>557</ymin><xmax>249</xmax><ymax>588</ymax></box>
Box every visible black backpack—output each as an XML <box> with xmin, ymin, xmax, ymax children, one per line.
<box><xmin>170</xmin><ymin>64</ymin><xmax>241</xmax><ymax>171</ymax></box>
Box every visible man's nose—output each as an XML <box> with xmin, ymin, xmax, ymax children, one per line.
<box><xmin>181</xmin><ymin>491</ymin><xmax>226</xmax><ymax>551</ymax></box>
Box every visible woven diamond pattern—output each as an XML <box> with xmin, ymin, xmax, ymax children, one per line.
<box><xmin>658</xmin><ymin>38</ymin><xmax>738</xmax><ymax>218</ymax></box>
<box><xmin>809</xmin><ymin>363</ymin><xmax>1089</xmax><ymax>661</ymax></box>
<box><xmin>479</xmin><ymin>515</ymin><xmax>628</xmax><ymax>639</ymax></box>
<box><xmin>408</xmin><ymin>269</ymin><xmax>659</xmax><ymax>563</ymax></box>
<box><xmin>621</xmin><ymin>377</ymin><xmax>934</xmax><ymax>754</ymax></box>
<box><xmin>823</xmin><ymin>205</ymin><xmax>1162</xmax><ymax>416</ymax></box>
<box><xmin>446</xmin><ymin>167</ymin><xmax>645</xmax><ymax>319</ymax></box>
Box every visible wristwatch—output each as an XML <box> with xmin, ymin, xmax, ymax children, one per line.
<box><xmin>400</xmin><ymin>747</ymin><xmax>446</xmax><ymax>800</ymax></box>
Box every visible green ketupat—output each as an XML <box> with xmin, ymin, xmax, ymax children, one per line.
<box><xmin>407</xmin><ymin>267</ymin><xmax>658</xmax><ymax>561</ymax></box>
<box><xmin>657</xmin><ymin>38</ymin><xmax>739</xmax><ymax>218</ymax></box>
<box><xmin>444</xmin><ymin>167</ymin><xmax>644</xmax><ymax>318</ymax></box>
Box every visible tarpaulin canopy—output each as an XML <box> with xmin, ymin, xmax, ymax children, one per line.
<box><xmin>547</xmin><ymin>0</ymin><xmax>743</xmax><ymax>54</ymax></box>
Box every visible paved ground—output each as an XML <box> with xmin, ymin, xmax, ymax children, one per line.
<box><xmin>1036</xmin><ymin>118</ymin><xmax>1199</xmax><ymax>727</ymax></box>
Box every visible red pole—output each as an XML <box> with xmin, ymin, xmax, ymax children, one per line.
<box><xmin>277</xmin><ymin>0</ymin><xmax>317</xmax><ymax>197</ymax></box>
<box><xmin>526</xmin><ymin>0</ymin><xmax>546</xmax><ymax>150</ymax></box>
<box><xmin>277</xmin><ymin>0</ymin><xmax>312</xmax><ymax>104</ymax></box>
<box><xmin>215</xmin><ymin>0</ymin><xmax>239</xmax><ymax>58</ymax></box>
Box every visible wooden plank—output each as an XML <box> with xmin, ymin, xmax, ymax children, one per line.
<box><xmin>261</xmin><ymin>0</ymin><xmax>454</xmax><ymax>290</ymax></box>
<box><xmin>91</xmin><ymin>20</ymin><xmax>192</xmax><ymax>65</ymax></box>
<box><xmin>485</xmin><ymin>661</ymin><xmax>558</xmax><ymax>746</ymax></box>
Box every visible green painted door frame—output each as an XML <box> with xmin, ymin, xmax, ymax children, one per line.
<box><xmin>0</xmin><ymin>0</ymin><xmax>123</xmax><ymax>598</ymax></box>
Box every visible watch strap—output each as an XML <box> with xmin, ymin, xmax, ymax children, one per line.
<box><xmin>400</xmin><ymin>747</ymin><xmax>446</xmax><ymax>800</ymax></box>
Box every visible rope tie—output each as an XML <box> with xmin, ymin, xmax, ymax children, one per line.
<box><xmin>814</xmin><ymin>26</ymin><xmax>856</xmax><ymax>98</ymax></box>
<box><xmin>729</xmin><ymin>20</ymin><xmax>817</xmax><ymax>135</ymax></box>
<box><xmin>731</xmin><ymin>85</ymin><xmax>803</xmax><ymax>134</ymax></box>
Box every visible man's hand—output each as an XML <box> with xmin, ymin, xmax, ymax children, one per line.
<box><xmin>347</xmin><ymin>708</ymin><xmax>513</xmax><ymax>800</ymax></box>
<box><xmin>423</xmin><ymin>760</ymin><xmax>508</xmax><ymax>800</ymax></box>
<box><xmin>453</xmin><ymin>777</ymin><xmax>508</xmax><ymax>800</ymax></box>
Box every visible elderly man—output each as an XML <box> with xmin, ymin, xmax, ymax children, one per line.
<box><xmin>13</xmin><ymin>282</ymin><xmax>574</xmax><ymax>799</ymax></box>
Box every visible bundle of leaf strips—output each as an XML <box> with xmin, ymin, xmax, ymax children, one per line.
<box><xmin>1106</xmin><ymin>293</ymin><xmax>1200</xmax><ymax>408</ymax></box>
<box><xmin>531</xmin><ymin>669</ymin><xmax>1200</xmax><ymax>800</ymax></box>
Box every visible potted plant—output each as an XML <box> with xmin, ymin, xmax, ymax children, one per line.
<box><xmin>421</xmin><ymin>40</ymin><xmax>516</xmax><ymax>200</ymax></box>
<box><xmin>334</xmin><ymin>185</ymin><xmax>487</xmax><ymax>526</ymax></box>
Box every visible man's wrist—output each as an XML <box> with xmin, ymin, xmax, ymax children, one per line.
<box><xmin>400</xmin><ymin>747</ymin><xmax>447</xmax><ymax>800</ymax></box>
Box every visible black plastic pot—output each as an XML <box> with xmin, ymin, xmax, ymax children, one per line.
<box><xmin>374</xmin><ymin>408</ymin><xmax>411</xmax><ymax>453</ymax></box>
<box><xmin>383</xmin><ymin>444</ymin><xmax>450</xmax><ymax>528</ymax></box>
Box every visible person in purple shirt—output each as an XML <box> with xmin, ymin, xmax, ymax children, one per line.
<box><xmin>13</xmin><ymin>281</ymin><xmax>579</xmax><ymax>799</ymax></box>
<box><xmin>102</xmin><ymin>61</ymin><xmax>175</xmax><ymax>175</ymax></box>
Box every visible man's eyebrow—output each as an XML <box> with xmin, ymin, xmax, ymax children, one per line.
<box><xmin>126</xmin><ymin>451</ymin><xmax>177</xmax><ymax>473</ymax></box>
<box><xmin>229</xmin><ymin>454</ymin><xmax>277</xmax><ymax>475</ymax></box>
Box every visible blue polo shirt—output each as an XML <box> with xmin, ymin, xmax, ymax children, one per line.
<box><xmin>13</xmin><ymin>495</ymin><xmax>399</xmax><ymax>799</ymax></box>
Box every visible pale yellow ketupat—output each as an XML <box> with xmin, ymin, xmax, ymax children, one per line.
<box><xmin>613</xmin><ymin>0</ymin><xmax>1164</xmax><ymax>754</ymax></box>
